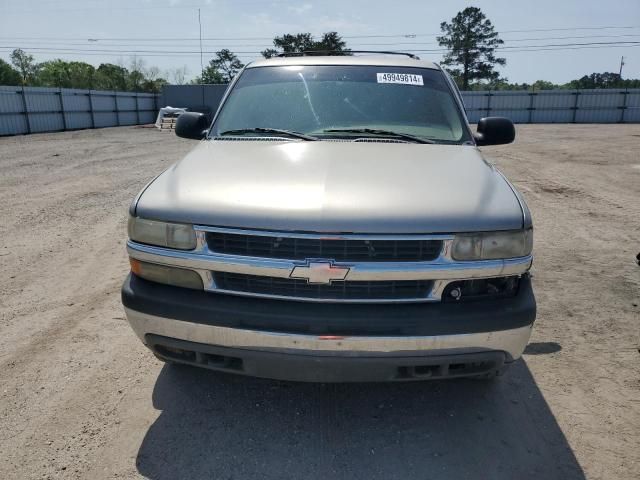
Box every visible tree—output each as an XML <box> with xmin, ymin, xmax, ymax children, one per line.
<box><xmin>10</xmin><ymin>48</ymin><xmax>39</xmax><ymax>85</ymax></box>
<box><xmin>457</xmin><ymin>75</ymin><xmax>640</xmax><ymax>91</ymax></box>
<box><xmin>195</xmin><ymin>66</ymin><xmax>223</xmax><ymax>84</ymax></box>
<box><xmin>145</xmin><ymin>66</ymin><xmax>161</xmax><ymax>82</ymax></box>
<box><xmin>531</xmin><ymin>80</ymin><xmax>557</xmax><ymax>91</ymax></box>
<box><xmin>168</xmin><ymin>66</ymin><xmax>189</xmax><ymax>84</ymax></box>
<box><xmin>262</xmin><ymin>33</ymin><xmax>313</xmax><ymax>58</ymax></box>
<box><xmin>437</xmin><ymin>7</ymin><xmax>505</xmax><ymax>90</ymax></box>
<box><xmin>261</xmin><ymin>32</ymin><xmax>349</xmax><ymax>58</ymax></box>
<box><xmin>38</xmin><ymin>60</ymin><xmax>96</xmax><ymax>89</ymax></box>
<box><xmin>198</xmin><ymin>49</ymin><xmax>244</xmax><ymax>84</ymax></box>
<box><xmin>315</xmin><ymin>32</ymin><xmax>349</xmax><ymax>53</ymax></box>
<box><xmin>475</xmin><ymin>79</ymin><xmax>561</xmax><ymax>91</ymax></box>
<box><xmin>94</xmin><ymin>63</ymin><xmax>129</xmax><ymax>91</ymax></box>
<box><xmin>465</xmin><ymin>77</ymin><xmax>510</xmax><ymax>91</ymax></box>
<box><xmin>3</xmin><ymin>50</ymin><xmax>167</xmax><ymax>92</ymax></box>
<box><xmin>127</xmin><ymin>56</ymin><xmax>146</xmax><ymax>91</ymax></box>
<box><xmin>0</xmin><ymin>59</ymin><xmax>21</xmax><ymax>86</ymax></box>
<box><xmin>139</xmin><ymin>65</ymin><xmax>167</xmax><ymax>92</ymax></box>
<box><xmin>141</xmin><ymin>77</ymin><xmax>168</xmax><ymax>93</ymax></box>
<box><xmin>566</xmin><ymin>72</ymin><xmax>624</xmax><ymax>89</ymax></box>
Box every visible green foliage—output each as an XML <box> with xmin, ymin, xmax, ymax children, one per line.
<box><xmin>3</xmin><ymin>50</ymin><xmax>168</xmax><ymax>92</ymax></box>
<box><xmin>94</xmin><ymin>63</ymin><xmax>129</xmax><ymax>91</ymax></box>
<box><xmin>10</xmin><ymin>49</ymin><xmax>39</xmax><ymax>85</ymax></box>
<box><xmin>0</xmin><ymin>58</ymin><xmax>21</xmax><ymax>86</ymax></box>
<box><xmin>38</xmin><ymin>60</ymin><xmax>96</xmax><ymax>89</ymax></box>
<box><xmin>465</xmin><ymin>74</ymin><xmax>640</xmax><ymax>91</ymax></box>
<box><xmin>194</xmin><ymin>49</ymin><xmax>244</xmax><ymax>84</ymax></box>
<box><xmin>530</xmin><ymin>80</ymin><xmax>557</xmax><ymax>90</ymax></box>
<box><xmin>261</xmin><ymin>32</ymin><xmax>349</xmax><ymax>58</ymax></box>
<box><xmin>212</xmin><ymin>49</ymin><xmax>245</xmax><ymax>83</ymax></box>
<box><xmin>437</xmin><ymin>7</ymin><xmax>505</xmax><ymax>90</ymax></box>
<box><xmin>565</xmin><ymin>72</ymin><xmax>640</xmax><ymax>89</ymax></box>
<box><xmin>126</xmin><ymin>56</ymin><xmax>147</xmax><ymax>91</ymax></box>
<box><xmin>140</xmin><ymin>77</ymin><xmax>168</xmax><ymax>93</ymax></box>
<box><xmin>192</xmin><ymin>69</ymin><xmax>223</xmax><ymax>85</ymax></box>
<box><xmin>465</xmin><ymin>78</ymin><xmax>558</xmax><ymax>91</ymax></box>
<box><xmin>127</xmin><ymin>69</ymin><xmax>146</xmax><ymax>91</ymax></box>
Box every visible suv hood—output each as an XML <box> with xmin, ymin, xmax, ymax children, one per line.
<box><xmin>135</xmin><ymin>140</ymin><xmax>524</xmax><ymax>234</ymax></box>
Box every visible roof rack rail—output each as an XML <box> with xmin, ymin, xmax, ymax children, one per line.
<box><xmin>276</xmin><ymin>50</ymin><xmax>421</xmax><ymax>60</ymax></box>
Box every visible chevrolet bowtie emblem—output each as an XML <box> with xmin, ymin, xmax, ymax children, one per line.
<box><xmin>290</xmin><ymin>260</ymin><xmax>350</xmax><ymax>285</ymax></box>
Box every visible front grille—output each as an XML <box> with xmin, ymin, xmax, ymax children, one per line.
<box><xmin>206</xmin><ymin>232</ymin><xmax>443</xmax><ymax>262</ymax></box>
<box><xmin>214</xmin><ymin>272</ymin><xmax>433</xmax><ymax>301</ymax></box>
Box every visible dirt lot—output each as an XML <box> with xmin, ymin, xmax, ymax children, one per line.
<box><xmin>0</xmin><ymin>124</ymin><xmax>638</xmax><ymax>479</ymax></box>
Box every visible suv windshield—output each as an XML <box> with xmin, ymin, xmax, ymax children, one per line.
<box><xmin>211</xmin><ymin>65</ymin><xmax>471</xmax><ymax>144</ymax></box>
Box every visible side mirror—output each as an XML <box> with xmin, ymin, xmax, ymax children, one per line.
<box><xmin>475</xmin><ymin>117</ymin><xmax>515</xmax><ymax>146</ymax></box>
<box><xmin>175</xmin><ymin>112</ymin><xmax>209</xmax><ymax>140</ymax></box>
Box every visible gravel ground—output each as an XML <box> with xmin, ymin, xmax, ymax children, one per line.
<box><xmin>0</xmin><ymin>124</ymin><xmax>638</xmax><ymax>480</ymax></box>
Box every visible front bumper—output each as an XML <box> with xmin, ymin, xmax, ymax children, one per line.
<box><xmin>122</xmin><ymin>274</ymin><xmax>536</xmax><ymax>382</ymax></box>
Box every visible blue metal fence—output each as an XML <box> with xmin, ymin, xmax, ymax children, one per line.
<box><xmin>0</xmin><ymin>86</ymin><xmax>159</xmax><ymax>136</ymax></box>
<box><xmin>461</xmin><ymin>89</ymin><xmax>640</xmax><ymax>123</ymax></box>
<box><xmin>2</xmin><ymin>84</ymin><xmax>638</xmax><ymax>137</ymax></box>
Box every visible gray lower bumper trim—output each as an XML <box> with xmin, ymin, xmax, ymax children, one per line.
<box><xmin>124</xmin><ymin>307</ymin><xmax>533</xmax><ymax>360</ymax></box>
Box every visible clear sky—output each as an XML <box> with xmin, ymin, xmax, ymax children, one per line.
<box><xmin>1</xmin><ymin>0</ymin><xmax>639</xmax><ymax>84</ymax></box>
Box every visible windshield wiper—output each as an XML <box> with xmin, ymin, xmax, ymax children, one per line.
<box><xmin>322</xmin><ymin>128</ymin><xmax>435</xmax><ymax>144</ymax></box>
<box><xmin>217</xmin><ymin>128</ymin><xmax>318</xmax><ymax>141</ymax></box>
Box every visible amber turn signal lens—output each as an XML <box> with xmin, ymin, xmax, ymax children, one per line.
<box><xmin>128</xmin><ymin>258</ymin><xmax>203</xmax><ymax>290</ymax></box>
<box><xmin>129</xmin><ymin>258</ymin><xmax>142</xmax><ymax>276</ymax></box>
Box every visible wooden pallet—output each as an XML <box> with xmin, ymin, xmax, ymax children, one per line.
<box><xmin>160</xmin><ymin>115</ymin><xmax>178</xmax><ymax>131</ymax></box>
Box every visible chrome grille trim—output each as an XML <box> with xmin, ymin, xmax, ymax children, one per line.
<box><xmin>127</xmin><ymin>225</ymin><xmax>533</xmax><ymax>303</ymax></box>
<box><xmin>206</xmin><ymin>284</ymin><xmax>447</xmax><ymax>304</ymax></box>
<box><xmin>193</xmin><ymin>225</ymin><xmax>455</xmax><ymax>241</ymax></box>
<box><xmin>127</xmin><ymin>241</ymin><xmax>531</xmax><ymax>282</ymax></box>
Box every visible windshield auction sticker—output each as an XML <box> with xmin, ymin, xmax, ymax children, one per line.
<box><xmin>376</xmin><ymin>73</ymin><xmax>424</xmax><ymax>86</ymax></box>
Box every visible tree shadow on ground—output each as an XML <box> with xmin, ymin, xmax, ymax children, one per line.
<box><xmin>136</xmin><ymin>359</ymin><xmax>584</xmax><ymax>480</ymax></box>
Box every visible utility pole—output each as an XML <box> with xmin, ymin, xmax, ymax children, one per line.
<box><xmin>619</xmin><ymin>56</ymin><xmax>625</xmax><ymax>79</ymax></box>
<box><xmin>198</xmin><ymin>8</ymin><xmax>204</xmax><ymax>80</ymax></box>
<box><xmin>198</xmin><ymin>8</ymin><xmax>205</xmax><ymax>104</ymax></box>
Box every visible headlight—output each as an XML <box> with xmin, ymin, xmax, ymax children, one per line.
<box><xmin>130</xmin><ymin>259</ymin><xmax>203</xmax><ymax>290</ymax></box>
<box><xmin>128</xmin><ymin>217</ymin><xmax>196</xmax><ymax>250</ymax></box>
<box><xmin>451</xmin><ymin>229</ymin><xmax>532</xmax><ymax>261</ymax></box>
